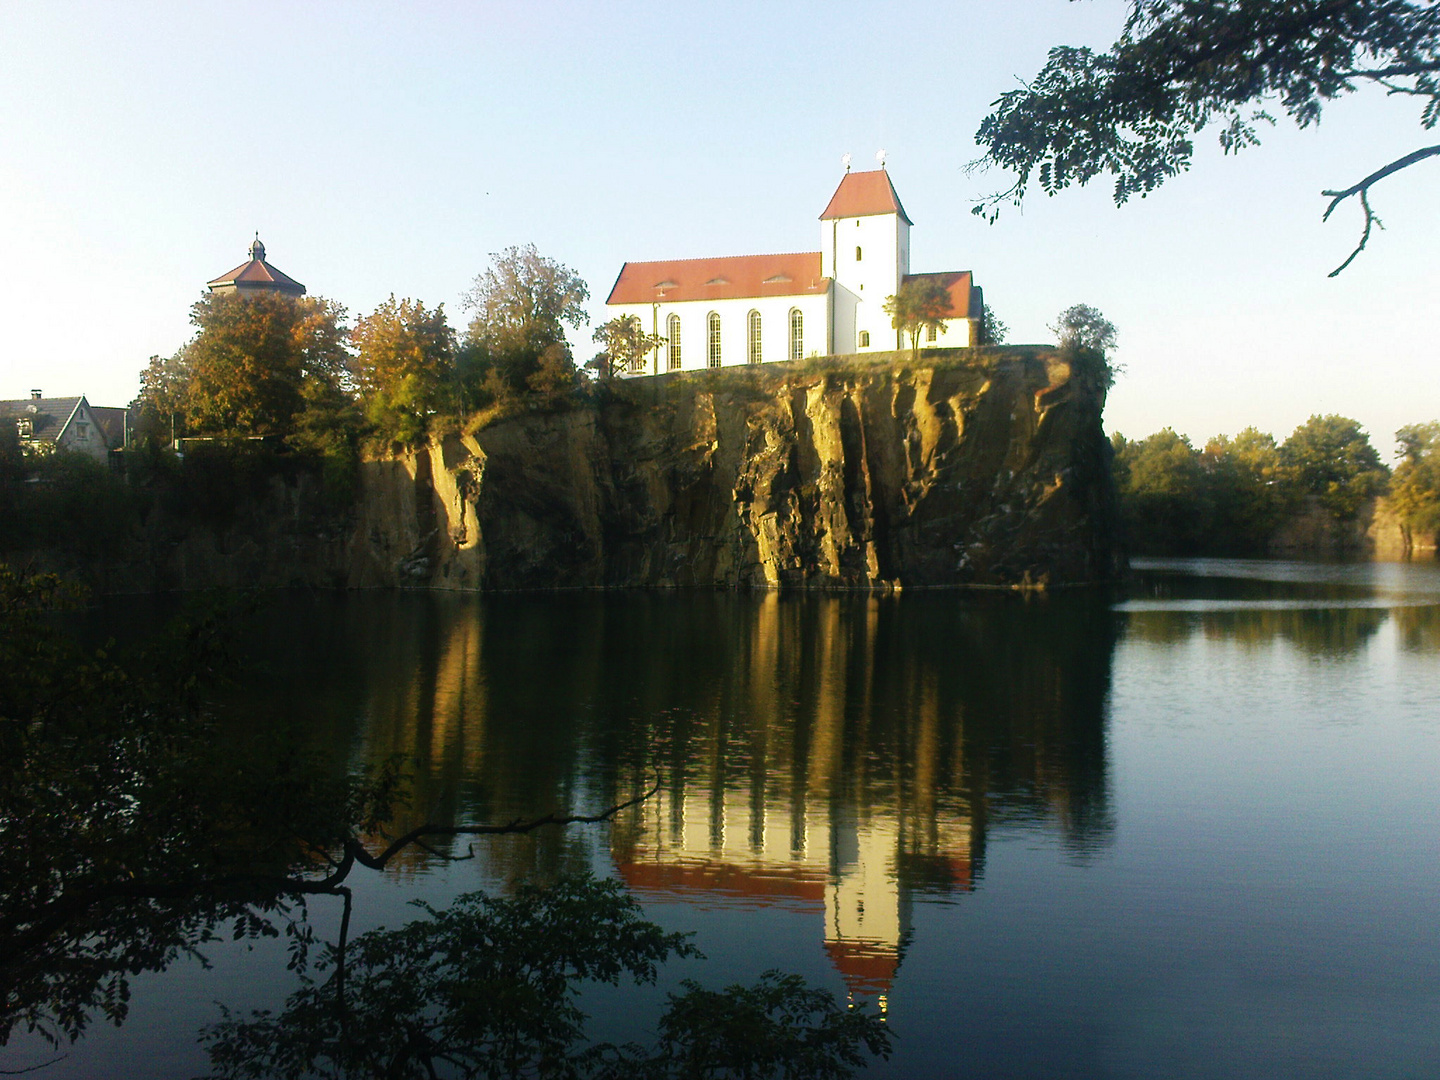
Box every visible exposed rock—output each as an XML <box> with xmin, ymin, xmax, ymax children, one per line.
<box><xmin>7</xmin><ymin>350</ymin><xmax>1123</xmax><ymax>592</ymax></box>
<box><xmin>359</xmin><ymin>350</ymin><xmax>1121</xmax><ymax>590</ymax></box>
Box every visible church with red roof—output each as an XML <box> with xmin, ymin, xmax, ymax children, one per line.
<box><xmin>605</xmin><ymin>168</ymin><xmax>982</xmax><ymax>375</ymax></box>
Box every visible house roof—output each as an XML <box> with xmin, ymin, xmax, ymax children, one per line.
<box><xmin>0</xmin><ymin>395</ymin><xmax>84</xmax><ymax>442</ymax></box>
<box><xmin>207</xmin><ymin>237</ymin><xmax>307</xmax><ymax>295</ymax></box>
<box><xmin>903</xmin><ymin>271</ymin><xmax>977</xmax><ymax>318</ymax></box>
<box><xmin>819</xmin><ymin>169</ymin><xmax>913</xmax><ymax>224</ymax></box>
<box><xmin>607</xmin><ymin>251</ymin><xmax>828</xmax><ymax>305</ymax></box>
<box><xmin>90</xmin><ymin>406</ymin><xmax>130</xmax><ymax>449</ymax></box>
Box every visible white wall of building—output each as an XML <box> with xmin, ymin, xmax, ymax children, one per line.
<box><xmin>609</xmin><ymin>290</ymin><xmax>832</xmax><ymax>374</ymax></box>
<box><xmin>822</xmin><ymin>210</ymin><xmax>910</xmax><ymax>354</ymax></box>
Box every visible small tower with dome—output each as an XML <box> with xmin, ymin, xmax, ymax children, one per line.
<box><xmin>207</xmin><ymin>235</ymin><xmax>307</xmax><ymax>298</ymax></box>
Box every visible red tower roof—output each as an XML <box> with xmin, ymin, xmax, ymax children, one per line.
<box><xmin>819</xmin><ymin>170</ymin><xmax>913</xmax><ymax>225</ymax></box>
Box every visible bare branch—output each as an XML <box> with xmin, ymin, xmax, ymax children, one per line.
<box><xmin>353</xmin><ymin>775</ymin><xmax>662</xmax><ymax>873</ymax></box>
<box><xmin>1321</xmin><ymin>144</ymin><xmax>1440</xmax><ymax>275</ymax></box>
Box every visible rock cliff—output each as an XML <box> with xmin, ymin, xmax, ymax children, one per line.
<box><xmin>349</xmin><ymin>350</ymin><xmax>1122</xmax><ymax>590</ymax></box>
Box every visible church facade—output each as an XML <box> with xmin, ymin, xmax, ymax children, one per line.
<box><xmin>604</xmin><ymin>169</ymin><xmax>981</xmax><ymax>376</ymax></box>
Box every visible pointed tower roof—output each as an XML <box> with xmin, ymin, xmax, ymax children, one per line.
<box><xmin>207</xmin><ymin>235</ymin><xmax>307</xmax><ymax>297</ymax></box>
<box><xmin>819</xmin><ymin>169</ymin><xmax>912</xmax><ymax>225</ymax></box>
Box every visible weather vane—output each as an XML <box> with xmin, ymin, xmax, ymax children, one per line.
<box><xmin>875</xmin><ymin>148</ymin><xmax>887</xmax><ymax>169</ymax></box>
<box><xmin>841</xmin><ymin>152</ymin><xmax>852</xmax><ymax>172</ymax></box>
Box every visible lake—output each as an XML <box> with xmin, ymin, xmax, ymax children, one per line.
<box><xmin>7</xmin><ymin>558</ymin><xmax>1440</xmax><ymax>1078</ymax></box>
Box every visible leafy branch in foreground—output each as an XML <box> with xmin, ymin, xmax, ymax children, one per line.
<box><xmin>201</xmin><ymin>877</ymin><xmax>891</xmax><ymax>1080</ymax></box>
<box><xmin>969</xmin><ymin>0</ymin><xmax>1440</xmax><ymax>272</ymax></box>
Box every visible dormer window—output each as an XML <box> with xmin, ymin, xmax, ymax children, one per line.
<box><xmin>16</xmin><ymin>417</ymin><xmax>32</xmax><ymax>439</ymax></box>
<box><xmin>705</xmin><ymin>277</ymin><xmax>729</xmax><ymax>286</ymax></box>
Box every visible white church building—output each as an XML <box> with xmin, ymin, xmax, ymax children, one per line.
<box><xmin>604</xmin><ymin>168</ymin><xmax>982</xmax><ymax>375</ymax></box>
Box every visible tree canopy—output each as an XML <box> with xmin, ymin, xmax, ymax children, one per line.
<box><xmin>133</xmin><ymin>292</ymin><xmax>350</xmax><ymax>438</ymax></box>
<box><xmin>883</xmin><ymin>278</ymin><xmax>952</xmax><ymax>356</ymax></box>
<box><xmin>1389</xmin><ymin>421</ymin><xmax>1440</xmax><ymax>540</ymax></box>
<box><xmin>970</xmin><ymin>0</ymin><xmax>1440</xmax><ymax>273</ymax></box>
<box><xmin>463</xmin><ymin>245</ymin><xmax>590</xmax><ymax>395</ymax></box>
<box><xmin>351</xmin><ymin>296</ymin><xmax>458</xmax><ymax>445</ymax></box>
<box><xmin>590</xmin><ymin>315</ymin><xmax>665</xmax><ymax>379</ymax></box>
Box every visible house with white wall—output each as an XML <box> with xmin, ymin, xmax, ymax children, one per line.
<box><xmin>604</xmin><ymin>169</ymin><xmax>982</xmax><ymax>375</ymax></box>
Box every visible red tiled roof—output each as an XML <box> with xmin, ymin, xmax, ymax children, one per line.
<box><xmin>614</xmin><ymin>859</ymin><xmax>827</xmax><ymax>912</ymax></box>
<box><xmin>208</xmin><ymin>257</ymin><xmax>306</xmax><ymax>290</ymax></box>
<box><xmin>903</xmin><ymin>270</ymin><xmax>977</xmax><ymax>319</ymax></box>
<box><xmin>819</xmin><ymin>170</ymin><xmax>913</xmax><ymax>224</ymax></box>
<box><xmin>823</xmin><ymin>939</ymin><xmax>901</xmax><ymax>994</ymax></box>
<box><xmin>607</xmin><ymin>252</ymin><xmax>828</xmax><ymax>305</ymax></box>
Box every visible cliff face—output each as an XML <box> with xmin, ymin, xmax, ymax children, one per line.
<box><xmin>349</xmin><ymin>351</ymin><xmax>1122</xmax><ymax>590</ymax></box>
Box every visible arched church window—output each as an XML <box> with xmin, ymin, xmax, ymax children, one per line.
<box><xmin>855</xmin><ymin>246</ymin><xmax>863</xmax><ymax>262</ymax></box>
<box><xmin>668</xmin><ymin>314</ymin><xmax>682</xmax><ymax>370</ymax></box>
<box><xmin>789</xmin><ymin>309</ymin><xmax>803</xmax><ymax>361</ymax></box>
<box><xmin>708</xmin><ymin>312</ymin><xmax>722</xmax><ymax>368</ymax></box>
<box><xmin>927</xmin><ymin>323</ymin><xmax>938</xmax><ymax>342</ymax></box>
<box><xmin>747</xmin><ymin>310</ymin><xmax>762</xmax><ymax>364</ymax></box>
<box><xmin>859</xmin><ymin>330</ymin><xmax>870</xmax><ymax>349</ymax></box>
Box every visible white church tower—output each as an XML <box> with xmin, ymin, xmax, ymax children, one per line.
<box><xmin>819</xmin><ymin>166</ymin><xmax>912</xmax><ymax>354</ymax></box>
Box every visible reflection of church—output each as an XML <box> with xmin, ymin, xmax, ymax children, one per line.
<box><xmin>612</xmin><ymin>780</ymin><xmax>974</xmax><ymax>1008</ymax></box>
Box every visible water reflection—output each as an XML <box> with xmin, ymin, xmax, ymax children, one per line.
<box><xmin>233</xmin><ymin>591</ymin><xmax>1119</xmax><ymax>1004</ymax></box>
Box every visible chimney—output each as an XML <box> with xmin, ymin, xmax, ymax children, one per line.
<box><xmin>30</xmin><ymin>389</ymin><xmax>41</xmax><ymax>400</ymax></box>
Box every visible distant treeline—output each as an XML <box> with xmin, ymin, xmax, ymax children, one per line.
<box><xmin>1112</xmin><ymin>416</ymin><xmax>1440</xmax><ymax>555</ymax></box>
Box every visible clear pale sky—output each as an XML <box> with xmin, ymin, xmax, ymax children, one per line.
<box><xmin>2</xmin><ymin>1</ymin><xmax>1435</xmax><ymax>454</ymax></box>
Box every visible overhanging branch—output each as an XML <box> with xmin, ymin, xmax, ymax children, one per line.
<box><xmin>1321</xmin><ymin>144</ymin><xmax>1440</xmax><ymax>275</ymax></box>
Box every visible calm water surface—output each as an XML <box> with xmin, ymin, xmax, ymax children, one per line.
<box><xmin>9</xmin><ymin>558</ymin><xmax>1440</xmax><ymax>1078</ymax></box>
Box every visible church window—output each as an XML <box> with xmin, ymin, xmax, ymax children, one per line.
<box><xmin>859</xmin><ymin>330</ymin><xmax>870</xmax><ymax>348</ymax></box>
<box><xmin>708</xmin><ymin>312</ymin><xmax>722</xmax><ymax>368</ymax></box>
<box><xmin>668</xmin><ymin>314</ymin><xmax>682</xmax><ymax>370</ymax></box>
<box><xmin>927</xmin><ymin>323</ymin><xmax>938</xmax><ymax>342</ymax></box>
<box><xmin>748</xmin><ymin>310</ymin><xmax>762</xmax><ymax>364</ymax></box>
<box><xmin>855</xmin><ymin>246</ymin><xmax>862</xmax><ymax>261</ymax></box>
<box><xmin>789</xmin><ymin>309</ymin><xmax>803</xmax><ymax>361</ymax></box>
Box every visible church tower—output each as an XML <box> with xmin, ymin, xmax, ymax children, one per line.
<box><xmin>819</xmin><ymin>169</ymin><xmax>912</xmax><ymax>353</ymax></box>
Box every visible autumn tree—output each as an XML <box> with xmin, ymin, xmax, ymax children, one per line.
<box><xmin>1387</xmin><ymin>421</ymin><xmax>1440</xmax><ymax>546</ymax></box>
<box><xmin>463</xmin><ymin>245</ymin><xmax>589</xmax><ymax>397</ymax></box>
<box><xmin>131</xmin><ymin>348</ymin><xmax>194</xmax><ymax>443</ymax></box>
<box><xmin>970</xmin><ymin>0</ymin><xmax>1440</xmax><ymax>273</ymax></box>
<box><xmin>589</xmin><ymin>315</ymin><xmax>665</xmax><ymax>379</ymax></box>
<box><xmin>883</xmin><ymin>278</ymin><xmax>952</xmax><ymax>357</ymax></box>
<box><xmin>352</xmin><ymin>296</ymin><xmax>457</xmax><ymax>445</ymax></box>
<box><xmin>177</xmin><ymin>292</ymin><xmax>350</xmax><ymax>437</ymax></box>
<box><xmin>1279</xmin><ymin>414</ymin><xmax>1390</xmax><ymax>520</ymax></box>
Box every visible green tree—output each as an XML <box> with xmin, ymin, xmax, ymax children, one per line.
<box><xmin>589</xmin><ymin>315</ymin><xmax>666</xmax><ymax>379</ymax></box>
<box><xmin>182</xmin><ymin>292</ymin><xmax>351</xmax><ymax>437</ymax></box>
<box><xmin>1279</xmin><ymin>414</ymin><xmax>1390</xmax><ymax>520</ymax></box>
<box><xmin>463</xmin><ymin>245</ymin><xmax>590</xmax><ymax>396</ymax></box>
<box><xmin>352</xmin><ymin>296</ymin><xmax>458</xmax><ymax>446</ymax></box>
<box><xmin>1050</xmin><ymin>303</ymin><xmax>1119</xmax><ymax>391</ymax></box>
<box><xmin>883</xmin><ymin>278</ymin><xmax>952</xmax><ymax>357</ymax></box>
<box><xmin>970</xmin><ymin>0</ymin><xmax>1440</xmax><ymax>274</ymax></box>
<box><xmin>1389</xmin><ymin>421</ymin><xmax>1440</xmax><ymax>545</ymax></box>
<box><xmin>976</xmin><ymin>301</ymin><xmax>1009</xmax><ymax>345</ymax></box>
<box><xmin>1112</xmin><ymin>428</ymin><xmax>1212</xmax><ymax>553</ymax></box>
<box><xmin>1202</xmin><ymin>427</ymin><xmax>1296</xmax><ymax>552</ymax></box>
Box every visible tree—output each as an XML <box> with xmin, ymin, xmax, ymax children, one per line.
<box><xmin>1202</xmin><ymin>427</ymin><xmax>1296</xmax><ymax>550</ymax></box>
<box><xmin>970</xmin><ymin>1</ymin><xmax>1440</xmax><ymax>274</ymax></box>
<box><xmin>1388</xmin><ymin>420</ymin><xmax>1440</xmax><ymax>545</ymax></box>
<box><xmin>131</xmin><ymin>348</ymin><xmax>194</xmax><ymax>443</ymax></box>
<box><xmin>179</xmin><ymin>292</ymin><xmax>351</xmax><ymax>437</ymax></box>
<box><xmin>352</xmin><ymin>296</ymin><xmax>458</xmax><ymax>445</ymax></box>
<box><xmin>589</xmin><ymin>315</ymin><xmax>666</xmax><ymax>379</ymax></box>
<box><xmin>1112</xmin><ymin>428</ymin><xmax>1214</xmax><ymax>552</ymax></box>
<box><xmin>1279</xmin><ymin>413</ymin><xmax>1390</xmax><ymax>520</ymax></box>
<box><xmin>463</xmin><ymin>245</ymin><xmax>590</xmax><ymax>395</ymax></box>
<box><xmin>976</xmin><ymin>301</ymin><xmax>1009</xmax><ymax>345</ymax></box>
<box><xmin>1050</xmin><ymin>303</ymin><xmax>1120</xmax><ymax>391</ymax></box>
<box><xmin>883</xmin><ymin>278</ymin><xmax>952</xmax><ymax>357</ymax></box>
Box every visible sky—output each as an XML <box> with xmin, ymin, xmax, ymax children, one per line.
<box><xmin>2</xmin><ymin>0</ymin><xmax>1435</xmax><ymax>454</ymax></box>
